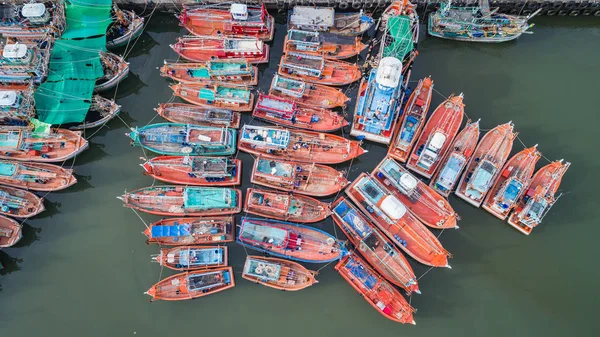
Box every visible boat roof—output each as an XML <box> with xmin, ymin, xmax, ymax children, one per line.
<box><xmin>430</xmin><ymin>132</ymin><xmax>447</xmax><ymax>150</ymax></box>
<box><xmin>333</xmin><ymin>199</ymin><xmax>372</xmax><ymax>239</ymax></box>
<box><xmin>183</xmin><ymin>188</ymin><xmax>233</xmax><ymax>209</ymax></box>
<box><xmin>0</xmin><ymin>161</ymin><xmax>16</xmax><ymax>177</ymax></box>
<box><xmin>21</xmin><ymin>3</ymin><xmax>46</xmax><ymax>18</ymax></box>
<box><xmin>230</xmin><ymin>3</ymin><xmax>247</xmax><ymax>15</ymax></box>
<box><xmin>241</xmin><ymin>125</ymin><xmax>290</xmax><ymax>148</ymax></box>
<box><xmin>380</xmin><ymin>195</ymin><xmax>407</xmax><ymax>220</ymax></box>
<box><xmin>0</xmin><ymin>91</ymin><xmax>17</xmax><ymax>106</ymax></box>
<box><xmin>2</xmin><ymin>44</ymin><xmax>28</xmax><ymax>59</ymax></box>
<box><xmin>244</xmin><ymin>258</ymin><xmax>282</xmax><ymax>281</ymax></box>
<box><xmin>257</xmin><ymin>95</ymin><xmax>294</xmax><ymax>113</ymax></box>
<box><xmin>241</xmin><ymin>220</ymin><xmax>288</xmax><ymax>247</ymax></box>
<box><xmin>376</xmin><ymin>57</ymin><xmax>403</xmax><ymax>88</ymax></box>
<box><xmin>290</xmin><ymin>6</ymin><xmax>335</xmax><ymax>27</ymax></box>
<box><xmin>226</xmin><ymin>38</ymin><xmax>263</xmax><ymax>52</ymax></box>
<box><xmin>174</xmin><ymin>247</ymin><xmax>223</xmax><ymax>266</ymax></box>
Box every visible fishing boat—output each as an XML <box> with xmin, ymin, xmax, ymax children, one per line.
<box><xmin>508</xmin><ymin>160</ymin><xmax>570</xmax><ymax>235</ymax></box>
<box><xmin>170</xmin><ymin>35</ymin><xmax>269</xmax><ymax>64</ymax></box>
<box><xmin>250</xmin><ymin>156</ymin><xmax>349</xmax><ymax>197</ymax></box>
<box><xmin>141</xmin><ymin>156</ymin><xmax>241</xmax><ymax>186</ymax></box>
<box><xmin>242</xmin><ymin>256</ymin><xmax>318</xmax><ymax>291</ymax></box>
<box><xmin>244</xmin><ymin>188</ymin><xmax>330</xmax><ymax>223</ymax></box>
<box><xmin>0</xmin><ymin>215</ymin><xmax>22</xmax><ymax>248</ymax></box>
<box><xmin>179</xmin><ymin>3</ymin><xmax>274</xmax><ymax>41</ymax></box>
<box><xmin>331</xmin><ymin>197</ymin><xmax>419</xmax><ymax>294</ymax></box>
<box><xmin>127</xmin><ymin>123</ymin><xmax>236</xmax><ymax>156</ymax></box>
<box><xmin>239</xmin><ymin>125</ymin><xmax>366</xmax><ymax>164</ymax></box>
<box><xmin>153</xmin><ymin>246</ymin><xmax>228</xmax><ymax>271</ymax></box>
<box><xmin>237</xmin><ymin>218</ymin><xmax>344</xmax><ymax>263</ymax></box>
<box><xmin>160</xmin><ymin>60</ymin><xmax>258</xmax><ymax>85</ymax></box>
<box><xmin>0</xmin><ymin>1</ymin><xmax>65</xmax><ymax>39</ymax></box>
<box><xmin>278</xmin><ymin>52</ymin><xmax>361</xmax><ymax>86</ymax></box>
<box><xmin>0</xmin><ymin>82</ymin><xmax>36</xmax><ymax>123</ymax></box>
<box><xmin>269</xmin><ymin>74</ymin><xmax>349</xmax><ymax>109</ymax></box>
<box><xmin>144</xmin><ymin>216</ymin><xmax>235</xmax><ymax>245</ymax></box>
<box><xmin>288</xmin><ymin>6</ymin><xmax>374</xmax><ymax>36</ymax></box>
<box><xmin>107</xmin><ymin>5</ymin><xmax>144</xmax><ymax>49</ymax></box>
<box><xmin>483</xmin><ymin>146</ymin><xmax>541</xmax><ymax>220</ymax></box>
<box><xmin>170</xmin><ymin>83</ymin><xmax>254</xmax><ymax>112</ymax></box>
<box><xmin>253</xmin><ymin>93</ymin><xmax>347</xmax><ymax>132</ymax></box>
<box><xmin>117</xmin><ymin>186</ymin><xmax>241</xmax><ymax>216</ymax></box>
<box><xmin>428</xmin><ymin>0</ymin><xmax>541</xmax><ymax>43</ymax></box>
<box><xmin>372</xmin><ymin>156</ymin><xmax>459</xmax><ymax>229</ymax></box>
<box><xmin>430</xmin><ymin>120</ymin><xmax>480</xmax><ymax>197</ymax></box>
<box><xmin>335</xmin><ymin>253</ymin><xmax>415</xmax><ymax>324</ymax></box>
<box><xmin>377</xmin><ymin>0</ymin><xmax>419</xmax><ymax>70</ymax></box>
<box><xmin>0</xmin><ymin>41</ymin><xmax>50</xmax><ymax>84</ymax></box>
<box><xmin>0</xmin><ymin>185</ymin><xmax>44</xmax><ymax>218</ymax></box>
<box><xmin>68</xmin><ymin>95</ymin><xmax>121</xmax><ymax>130</ymax></box>
<box><xmin>0</xmin><ymin>159</ymin><xmax>76</xmax><ymax>191</ymax></box>
<box><xmin>155</xmin><ymin>103</ymin><xmax>240</xmax><ymax>129</ymax></box>
<box><xmin>455</xmin><ymin>122</ymin><xmax>517</xmax><ymax>207</ymax></box>
<box><xmin>345</xmin><ymin>173</ymin><xmax>451</xmax><ymax>268</ymax></box>
<box><xmin>284</xmin><ymin>29</ymin><xmax>367</xmax><ymax>60</ymax></box>
<box><xmin>95</xmin><ymin>52</ymin><xmax>129</xmax><ymax>92</ymax></box>
<box><xmin>145</xmin><ymin>267</ymin><xmax>234</xmax><ymax>301</ymax></box>
<box><xmin>388</xmin><ymin>77</ymin><xmax>434</xmax><ymax>162</ymax></box>
<box><xmin>351</xmin><ymin>57</ymin><xmax>404</xmax><ymax>144</ymax></box>
<box><xmin>0</xmin><ymin>126</ymin><xmax>88</xmax><ymax>162</ymax></box>
<box><xmin>406</xmin><ymin>94</ymin><xmax>464</xmax><ymax>179</ymax></box>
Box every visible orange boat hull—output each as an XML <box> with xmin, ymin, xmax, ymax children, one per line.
<box><xmin>146</xmin><ymin>267</ymin><xmax>235</xmax><ymax>301</ymax></box>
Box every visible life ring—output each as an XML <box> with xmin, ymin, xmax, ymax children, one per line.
<box><xmin>569</xmin><ymin>10</ymin><xmax>580</xmax><ymax>16</ymax></box>
<box><xmin>595</xmin><ymin>10</ymin><xmax>600</xmax><ymax>17</ymax></box>
<box><xmin>547</xmin><ymin>9</ymin><xmax>558</xmax><ymax>15</ymax></box>
<box><xmin>352</xmin><ymin>1</ymin><xmax>361</xmax><ymax>10</ymax></box>
<box><xmin>558</xmin><ymin>9</ymin><xmax>569</xmax><ymax>16</ymax></box>
<box><xmin>326</xmin><ymin>237</ymin><xmax>335</xmax><ymax>246</ymax></box>
<box><xmin>339</xmin><ymin>2</ymin><xmax>349</xmax><ymax>10</ymax></box>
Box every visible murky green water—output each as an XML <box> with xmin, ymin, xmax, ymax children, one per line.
<box><xmin>1</xmin><ymin>14</ymin><xmax>598</xmax><ymax>337</ymax></box>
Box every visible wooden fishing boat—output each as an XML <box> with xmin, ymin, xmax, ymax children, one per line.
<box><xmin>237</xmin><ymin>218</ymin><xmax>344</xmax><ymax>263</ymax></box>
<box><xmin>141</xmin><ymin>156</ymin><xmax>241</xmax><ymax>186</ymax></box>
<box><xmin>284</xmin><ymin>30</ymin><xmax>367</xmax><ymax>60</ymax></box>
<box><xmin>345</xmin><ymin>173</ymin><xmax>451</xmax><ymax>268</ymax></box>
<box><xmin>239</xmin><ymin>125</ymin><xmax>366</xmax><ymax>164</ymax></box>
<box><xmin>0</xmin><ymin>185</ymin><xmax>44</xmax><ymax>218</ymax></box>
<box><xmin>170</xmin><ymin>35</ymin><xmax>269</xmax><ymax>64</ymax></box>
<box><xmin>0</xmin><ymin>41</ymin><xmax>50</xmax><ymax>84</ymax></box>
<box><xmin>0</xmin><ymin>82</ymin><xmax>36</xmax><ymax>123</ymax></box>
<box><xmin>483</xmin><ymin>146</ymin><xmax>541</xmax><ymax>220</ymax></box>
<box><xmin>244</xmin><ymin>187</ymin><xmax>330</xmax><ymax>223</ymax></box>
<box><xmin>269</xmin><ymin>74</ymin><xmax>349</xmax><ymax>109</ymax></box>
<box><xmin>335</xmin><ymin>253</ymin><xmax>415</xmax><ymax>324</ymax></box>
<box><xmin>95</xmin><ymin>52</ymin><xmax>129</xmax><ymax>92</ymax></box>
<box><xmin>128</xmin><ymin>123</ymin><xmax>236</xmax><ymax>156</ymax></box>
<box><xmin>508</xmin><ymin>160</ymin><xmax>570</xmax><ymax>235</ymax></box>
<box><xmin>170</xmin><ymin>83</ymin><xmax>254</xmax><ymax>112</ymax></box>
<box><xmin>378</xmin><ymin>0</ymin><xmax>419</xmax><ymax>63</ymax></box>
<box><xmin>144</xmin><ymin>216</ymin><xmax>235</xmax><ymax>245</ymax></box>
<box><xmin>388</xmin><ymin>77</ymin><xmax>433</xmax><ymax>162</ymax></box>
<box><xmin>0</xmin><ymin>159</ymin><xmax>76</xmax><ymax>191</ymax></box>
<box><xmin>242</xmin><ymin>256</ymin><xmax>318</xmax><ymax>291</ymax></box>
<box><xmin>153</xmin><ymin>245</ymin><xmax>228</xmax><ymax>271</ymax></box>
<box><xmin>430</xmin><ymin>120</ymin><xmax>480</xmax><ymax>197</ymax></box>
<box><xmin>69</xmin><ymin>95</ymin><xmax>121</xmax><ymax>130</ymax></box>
<box><xmin>145</xmin><ymin>267</ymin><xmax>234</xmax><ymax>301</ymax></box>
<box><xmin>331</xmin><ymin>197</ymin><xmax>419</xmax><ymax>294</ymax></box>
<box><xmin>107</xmin><ymin>5</ymin><xmax>144</xmax><ymax>49</ymax></box>
<box><xmin>118</xmin><ymin>186</ymin><xmax>241</xmax><ymax>216</ymax></box>
<box><xmin>0</xmin><ymin>126</ymin><xmax>88</xmax><ymax>162</ymax></box>
<box><xmin>155</xmin><ymin>103</ymin><xmax>240</xmax><ymax>129</ymax></box>
<box><xmin>372</xmin><ymin>156</ymin><xmax>459</xmax><ymax>229</ymax></box>
<box><xmin>179</xmin><ymin>3</ymin><xmax>275</xmax><ymax>41</ymax></box>
<box><xmin>278</xmin><ymin>52</ymin><xmax>361</xmax><ymax>86</ymax></box>
<box><xmin>250</xmin><ymin>156</ymin><xmax>349</xmax><ymax>197</ymax></box>
<box><xmin>406</xmin><ymin>94</ymin><xmax>464</xmax><ymax>179</ymax></box>
<box><xmin>0</xmin><ymin>215</ymin><xmax>22</xmax><ymax>248</ymax></box>
<box><xmin>0</xmin><ymin>1</ymin><xmax>65</xmax><ymax>39</ymax></box>
<box><xmin>288</xmin><ymin>6</ymin><xmax>374</xmax><ymax>36</ymax></box>
<box><xmin>160</xmin><ymin>60</ymin><xmax>258</xmax><ymax>85</ymax></box>
<box><xmin>253</xmin><ymin>93</ymin><xmax>348</xmax><ymax>132</ymax></box>
<box><xmin>455</xmin><ymin>122</ymin><xmax>517</xmax><ymax>207</ymax></box>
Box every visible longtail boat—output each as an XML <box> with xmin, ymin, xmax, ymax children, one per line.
<box><xmin>430</xmin><ymin>120</ymin><xmax>480</xmax><ymax>197</ymax></box>
<box><xmin>406</xmin><ymin>94</ymin><xmax>464</xmax><ymax>179</ymax></box>
<box><xmin>170</xmin><ymin>35</ymin><xmax>269</xmax><ymax>64</ymax></box>
<box><xmin>118</xmin><ymin>186</ymin><xmax>241</xmax><ymax>216</ymax></box>
<box><xmin>144</xmin><ymin>216</ymin><xmax>234</xmax><ymax>245</ymax></box>
<box><xmin>331</xmin><ymin>197</ymin><xmax>419</xmax><ymax>294</ymax></box>
<box><xmin>284</xmin><ymin>30</ymin><xmax>366</xmax><ymax>60</ymax></box>
<box><xmin>455</xmin><ymin>122</ymin><xmax>517</xmax><ymax>207</ymax></box>
<box><xmin>242</xmin><ymin>256</ymin><xmax>318</xmax><ymax>291</ymax></box>
<box><xmin>179</xmin><ymin>3</ymin><xmax>274</xmax><ymax>41</ymax></box>
<box><xmin>69</xmin><ymin>95</ymin><xmax>121</xmax><ymax>130</ymax></box>
<box><xmin>244</xmin><ymin>187</ymin><xmax>330</xmax><ymax>223</ymax></box>
<box><xmin>0</xmin><ymin>159</ymin><xmax>76</xmax><ymax>191</ymax></box>
<box><xmin>107</xmin><ymin>5</ymin><xmax>144</xmax><ymax>49</ymax></box>
<box><xmin>0</xmin><ymin>1</ymin><xmax>65</xmax><ymax>39</ymax></box>
<box><xmin>237</xmin><ymin>218</ymin><xmax>344</xmax><ymax>263</ymax></box>
<box><xmin>239</xmin><ymin>125</ymin><xmax>366</xmax><ymax>164</ymax></box>
<box><xmin>0</xmin><ymin>42</ymin><xmax>50</xmax><ymax>84</ymax></box>
<box><xmin>288</xmin><ymin>6</ymin><xmax>374</xmax><ymax>36</ymax></box>
<box><xmin>0</xmin><ymin>127</ymin><xmax>88</xmax><ymax>162</ymax></box>
<box><xmin>372</xmin><ymin>157</ymin><xmax>459</xmax><ymax>229</ymax></box>
<box><xmin>141</xmin><ymin>156</ymin><xmax>241</xmax><ymax>186</ymax></box>
<box><xmin>269</xmin><ymin>74</ymin><xmax>349</xmax><ymax>109</ymax></box>
<box><xmin>128</xmin><ymin>123</ymin><xmax>236</xmax><ymax>156</ymax></box>
<box><xmin>160</xmin><ymin>60</ymin><xmax>258</xmax><ymax>85</ymax></box>
<box><xmin>153</xmin><ymin>246</ymin><xmax>228</xmax><ymax>271</ymax></box>
<box><xmin>250</xmin><ymin>156</ymin><xmax>349</xmax><ymax>197</ymax></box>
<box><xmin>345</xmin><ymin>173</ymin><xmax>451</xmax><ymax>268</ymax></box>
<box><xmin>155</xmin><ymin>103</ymin><xmax>240</xmax><ymax>129</ymax></box>
<box><xmin>145</xmin><ymin>267</ymin><xmax>234</xmax><ymax>301</ymax></box>
<box><xmin>483</xmin><ymin>146</ymin><xmax>541</xmax><ymax>220</ymax></box>
<box><xmin>335</xmin><ymin>253</ymin><xmax>415</xmax><ymax>324</ymax></box>
<box><xmin>0</xmin><ymin>185</ymin><xmax>44</xmax><ymax>218</ymax></box>
<box><xmin>508</xmin><ymin>160</ymin><xmax>570</xmax><ymax>235</ymax></box>
<box><xmin>253</xmin><ymin>93</ymin><xmax>347</xmax><ymax>132</ymax></box>
<box><xmin>278</xmin><ymin>52</ymin><xmax>361</xmax><ymax>86</ymax></box>
<box><xmin>95</xmin><ymin>52</ymin><xmax>129</xmax><ymax>92</ymax></box>
<box><xmin>170</xmin><ymin>83</ymin><xmax>254</xmax><ymax>112</ymax></box>
<box><xmin>0</xmin><ymin>215</ymin><xmax>22</xmax><ymax>248</ymax></box>
<box><xmin>388</xmin><ymin>77</ymin><xmax>434</xmax><ymax>162</ymax></box>
<box><xmin>0</xmin><ymin>82</ymin><xmax>36</xmax><ymax>123</ymax></box>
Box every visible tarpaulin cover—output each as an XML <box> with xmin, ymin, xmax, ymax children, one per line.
<box><xmin>383</xmin><ymin>16</ymin><xmax>414</xmax><ymax>61</ymax></box>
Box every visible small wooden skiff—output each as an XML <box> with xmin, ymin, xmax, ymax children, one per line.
<box><xmin>244</xmin><ymin>187</ymin><xmax>330</xmax><ymax>223</ymax></box>
<box><xmin>278</xmin><ymin>52</ymin><xmax>361</xmax><ymax>86</ymax></box>
<box><xmin>171</xmin><ymin>83</ymin><xmax>254</xmax><ymax>112</ymax></box>
<box><xmin>0</xmin><ymin>185</ymin><xmax>44</xmax><ymax>218</ymax></box>
<box><xmin>69</xmin><ymin>95</ymin><xmax>121</xmax><ymax>130</ymax></box>
<box><xmin>0</xmin><ymin>159</ymin><xmax>76</xmax><ymax>191</ymax></box>
<box><xmin>283</xmin><ymin>29</ymin><xmax>367</xmax><ymax>60</ymax></box>
<box><xmin>155</xmin><ymin>103</ymin><xmax>241</xmax><ymax>129</ymax></box>
<box><xmin>141</xmin><ymin>156</ymin><xmax>241</xmax><ymax>186</ymax></box>
<box><xmin>107</xmin><ymin>6</ymin><xmax>144</xmax><ymax>49</ymax></box>
<box><xmin>145</xmin><ymin>267</ymin><xmax>235</xmax><ymax>301</ymax></box>
<box><xmin>153</xmin><ymin>245</ymin><xmax>228</xmax><ymax>271</ymax></box>
<box><xmin>0</xmin><ymin>215</ymin><xmax>22</xmax><ymax>248</ymax></box>
<box><xmin>242</xmin><ymin>255</ymin><xmax>318</xmax><ymax>291</ymax></box>
<box><xmin>170</xmin><ymin>35</ymin><xmax>269</xmax><ymax>64</ymax></box>
<box><xmin>160</xmin><ymin>60</ymin><xmax>258</xmax><ymax>86</ymax></box>
<box><xmin>95</xmin><ymin>52</ymin><xmax>129</xmax><ymax>92</ymax></box>
<box><xmin>269</xmin><ymin>74</ymin><xmax>349</xmax><ymax>109</ymax></box>
<box><xmin>0</xmin><ymin>127</ymin><xmax>88</xmax><ymax>162</ymax></box>
<box><xmin>144</xmin><ymin>216</ymin><xmax>234</xmax><ymax>245</ymax></box>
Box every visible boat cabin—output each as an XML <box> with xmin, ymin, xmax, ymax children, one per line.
<box><xmin>1</xmin><ymin>44</ymin><xmax>32</xmax><ymax>64</ymax></box>
<box><xmin>378</xmin><ymin>158</ymin><xmax>418</xmax><ymax>195</ymax></box>
<box><xmin>434</xmin><ymin>153</ymin><xmax>467</xmax><ymax>192</ymax></box>
<box><xmin>0</xmin><ymin>91</ymin><xmax>18</xmax><ymax>108</ymax></box>
<box><xmin>417</xmin><ymin>132</ymin><xmax>446</xmax><ymax>170</ymax></box>
<box><xmin>375</xmin><ymin>57</ymin><xmax>402</xmax><ymax>90</ymax></box>
<box><xmin>495</xmin><ymin>178</ymin><xmax>524</xmax><ymax>210</ymax></box>
<box><xmin>241</xmin><ymin>125</ymin><xmax>290</xmax><ymax>149</ymax></box>
<box><xmin>240</xmin><ymin>221</ymin><xmax>297</xmax><ymax>250</ymax></box>
<box><xmin>396</xmin><ymin>116</ymin><xmax>420</xmax><ymax>150</ymax></box>
<box><xmin>254</xmin><ymin>157</ymin><xmax>297</xmax><ymax>184</ymax></box>
<box><xmin>281</xmin><ymin>53</ymin><xmax>324</xmax><ymax>78</ymax></box>
<box><xmin>271</xmin><ymin>75</ymin><xmax>305</xmax><ymax>98</ymax></box>
<box><xmin>289</xmin><ymin>7</ymin><xmax>335</xmax><ymax>31</ymax></box>
<box><xmin>466</xmin><ymin>159</ymin><xmax>497</xmax><ymax>199</ymax></box>
<box><xmin>355</xmin><ymin>176</ymin><xmax>407</xmax><ymax>222</ymax></box>
<box><xmin>187</xmin><ymin>270</ymin><xmax>231</xmax><ymax>292</ymax></box>
<box><xmin>333</xmin><ymin>199</ymin><xmax>373</xmax><ymax>239</ymax></box>
<box><xmin>21</xmin><ymin>3</ymin><xmax>50</xmax><ymax>25</ymax></box>
<box><xmin>183</xmin><ymin>187</ymin><xmax>236</xmax><ymax>210</ymax></box>
<box><xmin>243</xmin><ymin>258</ymin><xmax>282</xmax><ymax>281</ymax></box>
<box><xmin>230</xmin><ymin>3</ymin><xmax>248</xmax><ymax>21</ymax></box>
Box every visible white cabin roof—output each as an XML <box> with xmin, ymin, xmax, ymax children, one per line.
<box><xmin>2</xmin><ymin>44</ymin><xmax>28</xmax><ymax>59</ymax></box>
<box><xmin>430</xmin><ymin>132</ymin><xmax>447</xmax><ymax>150</ymax></box>
<box><xmin>233</xmin><ymin>39</ymin><xmax>263</xmax><ymax>52</ymax></box>
<box><xmin>375</xmin><ymin>57</ymin><xmax>402</xmax><ymax>88</ymax></box>
<box><xmin>230</xmin><ymin>4</ymin><xmax>247</xmax><ymax>15</ymax></box>
<box><xmin>0</xmin><ymin>91</ymin><xmax>18</xmax><ymax>106</ymax></box>
<box><xmin>380</xmin><ymin>195</ymin><xmax>407</xmax><ymax>220</ymax></box>
<box><xmin>290</xmin><ymin>7</ymin><xmax>335</xmax><ymax>27</ymax></box>
<box><xmin>21</xmin><ymin>3</ymin><xmax>46</xmax><ymax>18</ymax></box>
<box><xmin>399</xmin><ymin>173</ymin><xmax>418</xmax><ymax>191</ymax></box>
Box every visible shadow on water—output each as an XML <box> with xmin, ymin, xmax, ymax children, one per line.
<box><xmin>0</xmin><ymin>251</ymin><xmax>22</xmax><ymax>277</ymax></box>
<box><xmin>69</xmin><ymin>141</ymin><xmax>109</xmax><ymax>167</ymax></box>
<box><xmin>11</xmin><ymin>224</ymin><xmax>41</xmax><ymax>248</ymax></box>
<box><xmin>59</xmin><ymin>173</ymin><xmax>94</xmax><ymax>193</ymax></box>
<box><xmin>108</xmin><ymin>72</ymin><xmax>148</xmax><ymax>99</ymax></box>
<box><xmin>33</xmin><ymin>198</ymin><xmax>62</xmax><ymax>220</ymax></box>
